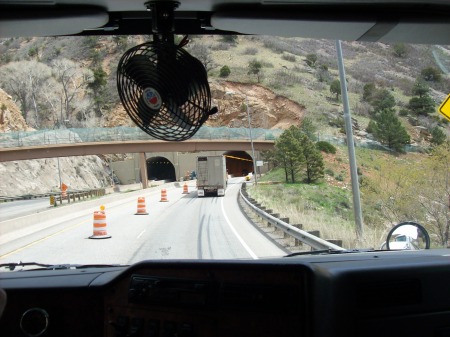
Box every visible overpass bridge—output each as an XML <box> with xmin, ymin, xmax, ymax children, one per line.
<box><xmin>0</xmin><ymin>139</ymin><xmax>276</xmax><ymax>162</ymax></box>
<box><xmin>0</xmin><ymin>126</ymin><xmax>280</xmax><ymax>186</ymax></box>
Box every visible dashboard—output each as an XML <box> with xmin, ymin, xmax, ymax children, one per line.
<box><xmin>1</xmin><ymin>250</ymin><xmax>450</xmax><ymax>337</ymax></box>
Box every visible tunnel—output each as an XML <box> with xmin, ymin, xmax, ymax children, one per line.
<box><xmin>147</xmin><ymin>156</ymin><xmax>176</xmax><ymax>181</ymax></box>
<box><xmin>224</xmin><ymin>151</ymin><xmax>254</xmax><ymax>177</ymax></box>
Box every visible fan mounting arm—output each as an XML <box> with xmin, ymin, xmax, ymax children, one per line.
<box><xmin>145</xmin><ymin>1</ymin><xmax>180</xmax><ymax>44</ymax></box>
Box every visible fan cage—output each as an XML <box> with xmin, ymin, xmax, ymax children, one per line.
<box><xmin>117</xmin><ymin>41</ymin><xmax>212</xmax><ymax>141</ymax></box>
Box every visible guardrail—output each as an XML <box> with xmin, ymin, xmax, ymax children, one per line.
<box><xmin>0</xmin><ymin>188</ymin><xmax>106</xmax><ymax>205</ymax></box>
<box><xmin>55</xmin><ymin>188</ymin><xmax>106</xmax><ymax>205</ymax></box>
<box><xmin>239</xmin><ymin>183</ymin><xmax>345</xmax><ymax>251</ymax></box>
<box><xmin>0</xmin><ymin>192</ymin><xmax>61</xmax><ymax>202</ymax></box>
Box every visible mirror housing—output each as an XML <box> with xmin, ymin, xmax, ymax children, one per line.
<box><xmin>385</xmin><ymin>221</ymin><xmax>430</xmax><ymax>250</ymax></box>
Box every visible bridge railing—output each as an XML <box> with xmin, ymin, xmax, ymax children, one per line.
<box><xmin>0</xmin><ymin>126</ymin><xmax>283</xmax><ymax>149</ymax></box>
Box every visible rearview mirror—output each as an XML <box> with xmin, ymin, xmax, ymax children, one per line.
<box><xmin>385</xmin><ymin>221</ymin><xmax>430</xmax><ymax>250</ymax></box>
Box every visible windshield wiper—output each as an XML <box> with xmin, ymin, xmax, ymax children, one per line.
<box><xmin>0</xmin><ymin>262</ymin><xmax>53</xmax><ymax>271</ymax></box>
<box><xmin>284</xmin><ymin>248</ymin><xmax>375</xmax><ymax>257</ymax></box>
<box><xmin>0</xmin><ymin>262</ymin><xmax>126</xmax><ymax>271</ymax></box>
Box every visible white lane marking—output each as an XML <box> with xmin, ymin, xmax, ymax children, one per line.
<box><xmin>220</xmin><ymin>195</ymin><xmax>258</xmax><ymax>260</ymax></box>
<box><xmin>137</xmin><ymin>230</ymin><xmax>146</xmax><ymax>239</ymax></box>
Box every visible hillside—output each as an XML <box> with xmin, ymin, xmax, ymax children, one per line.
<box><xmin>0</xmin><ymin>88</ymin><xmax>30</xmax><ymax>132</ymax></box>
<box><xmin>1</xmin><ymin>35</ymin><xmax>448</xmax><ymax>133</ymax></box>
<box><xmin>0</xmin><ymin>90</ymin><xmax>112</xmax><ymax>197</ymax></box>
<box><xmin>0</xmin><ymin>35</ymin><xmax>449</xmax><ymax>197</ymax></box>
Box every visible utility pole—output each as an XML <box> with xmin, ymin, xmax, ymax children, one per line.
<box><xmin>246</xmin><ymin>95</ymin><xmax>258</xmax><ymax>186</ymax></box>
<box><xmin>336</xmin><ymin>40</ymin><xmax>364</xmax><ymax>241</ymax></box>
<box><xmin>225</xmin><ymin>91</ymin><xmax>258</xmax><ymax>185</ymax></box>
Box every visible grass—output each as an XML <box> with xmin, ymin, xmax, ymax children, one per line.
<box><xmin>248</xmin><ymin>143</ymin><xmax>431</xmax><ymax>250</ymax></box>
<box><xmin>248</xmin><ymin>170</ymin><xmax>385</xmax><ymax>249</ymax></box>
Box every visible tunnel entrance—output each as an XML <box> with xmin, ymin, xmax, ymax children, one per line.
<box><xmin>147</xmin><ymin>157</ymin><xmax>176</xmax><ymax>181</ymax></box>
<box><xmin>224</xmin><ymin>151</ymin><xmax>254</xmax><ymax>177</ymax></box>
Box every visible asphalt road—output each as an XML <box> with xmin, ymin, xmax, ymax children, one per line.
<box><xmin>0</xmin><ymin>178</ymin><xmax>286</xmax><ymax>267</ymax></box>
<box><xmin>0</xmin><ymin>198</ymin><xmax>54</xmax><ymax>222</ymax></box>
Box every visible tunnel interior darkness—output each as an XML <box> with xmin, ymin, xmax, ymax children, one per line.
<box><xmin>147</xmin><ymin>157</ymin><xmax>176</xmax><ymax>181</ymax></box>
<box><xmin>224</xmin><ymin>151</ymin><xmax>254</xmax><ymax>177</ymax></box>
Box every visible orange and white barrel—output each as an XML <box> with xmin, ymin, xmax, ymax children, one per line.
<box><xmin>160</xmin><ymin>189</ymin><xmax>168</xmax><ymax>202</ymax></box>
<box><xmin>89</xmin><ymin>206</ymin><xmax>111</xmax><ymax>239</ymax></box>
<box><xmin>135</xmin><ymin>197</ymin><xmax>149</xmax><ymax>215</ymax></box>
<box><xmin>182</xmin><ymin>183</ymin><xmax>189</xmax><ymax>194</ymax></box>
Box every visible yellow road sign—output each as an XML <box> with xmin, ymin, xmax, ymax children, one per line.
<box><xmin>439</xmin><ymin>94</ymin><xmax>450</xmax><ymax>121</ymax></box>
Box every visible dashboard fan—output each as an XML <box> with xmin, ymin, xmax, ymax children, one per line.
<box><xmin>117</xmin><ymin>41</ymin><xmax>216</xmax><ymax>141</ymax></box>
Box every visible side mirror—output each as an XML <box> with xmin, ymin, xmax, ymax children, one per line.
<box><xmin>386</xmin><ymin>221</ymin><xmax>430</xmax><ymax>250</ymax></box>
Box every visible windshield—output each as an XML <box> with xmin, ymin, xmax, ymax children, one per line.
<box><xmin>0</xmin><ymin>35</ymin><xmax>449</xmax><ymax>269</ymax></box>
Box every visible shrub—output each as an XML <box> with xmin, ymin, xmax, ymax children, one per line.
<box><xmin>392</xmin><ymin>43</ymin><xmax>408</xmax><ymax>58</ymax></box>
<box><xmin>305</xmin><ymin>53</ymin><xmax>318</xmax><ymax>67</ymax></box>
<box><xmin>28</xmin><ymin>46</ymin><xmax>38</xmax><ymax>58</ymax></box>
<box><xmin>335</xmin><ymin>174</ymin><xmax>344</xmax><ymax>181</ymax></box>
<box><xmin>430</xmin><ymin>126</ymin><xmax>447</xmax><ymax>145</ymax></box>
<box><xmin>316</xmin><ymin>141</ymin><xmax>337</xmax><ymax>154</ymax></box>
<box><xmin>219</xmin><ymin>65</ymin><xmax>231</xmax><ymax>77</ymax></box>
<box><xmin>325</xmin><ymin>168</ymin><xmax>335</xmax><ymax>177</ymax></box>
<box><xmin>421</xmin><ymin>67</ymin><xmax>442</xmax><ymax>82</ymax></box>
<box><xmin>399</xmin><ymin>108</ymin><xmax>409</xmax><ymax>116</ymax></box>
<box><xmin>242</xmin><ymin>47</ymin><xmax>258</xmax><ymax>55</ymax></box>
<box><xmin>211</xmin><ymin>43</ymin><xmax>230</xmax><ymax>51</ymax></box>
<box><xmin>220</xmin><ymin>35</ymin><xmax>238</xmax><ymax>43</ymax></box>
<box><xmin>281</xmin><ymin>53</ymin><xmax>296</xmax><ymax>62</ymax></box>
<box><xmin>268</xmin><ymin>69</ymin><xmax>303</xmax><ymax>88</ymax></box>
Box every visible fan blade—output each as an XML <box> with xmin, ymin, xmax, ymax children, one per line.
<box><xmin>166</xmin><ymin>99</ymin><xmax>194</xmax><ymax>130</ymax></box>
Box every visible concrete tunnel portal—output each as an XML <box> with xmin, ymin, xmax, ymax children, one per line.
<box><xmin>223</xmin><ymin>151</ymin><xmax>254</xmax><ymax>177</ymax></box>
<box><xmin>146</xmin><ymin>151</ymin><xmax>254</xmax><ymax>181</ymax></box>
<box><xmin>147</xmin><ymin>157</ymin><xmax>176</xmax><ymax>181</ymax></box>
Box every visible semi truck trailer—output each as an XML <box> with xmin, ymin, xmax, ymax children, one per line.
<box><xmin>196</xmin><ymin>155</ymin><xmax>227</xmax><ymax>197</ymax></box>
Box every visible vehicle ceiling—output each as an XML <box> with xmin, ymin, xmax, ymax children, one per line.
<box><xmin>1</xmin><ymin>0</ymin><xmax>450</xmax><ymax>44</ymax></box>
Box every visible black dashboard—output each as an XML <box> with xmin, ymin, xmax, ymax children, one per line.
<box><xmin>1</xmin><ymin>250</ymin><xmax>450</xmax><ymax>337</ymax></box>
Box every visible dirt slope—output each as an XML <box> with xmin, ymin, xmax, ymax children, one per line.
<box><xmin>0</xmin><ymin>88</ymin><xmax>31</xmax><ymax>132</ymax></box>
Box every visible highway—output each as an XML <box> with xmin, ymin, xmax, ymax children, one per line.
<box><xmin>0</xmin><ymin>178</ymin><xmax>287</xmax><ymax>267</ymax></box>
<box><xmin>0</xmin><ymin>198</ymin><xmax>53</xmax><ymax>222</ymax></box>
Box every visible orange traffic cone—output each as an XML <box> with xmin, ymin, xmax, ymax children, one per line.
<box><xmin>160</xmin><ymin>189</ymin><xmax>168</xmax><ymax>202</ymax></box>
<box><xmin>182</xmin><ymin>183</ymin><xmax>189</xmax><ymax>194</ymax></box>
<box><xmin>89</xmin><ymin>205</ymin><xmax>111</xmax><ymax>239</ymax></box>
<box><xmin>135</xmin><ymin>197</ymin><xmax>149</xmax><ymax>215</ymax></box>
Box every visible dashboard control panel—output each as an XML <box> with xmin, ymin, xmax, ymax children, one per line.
<box><xmin>103</xmin><ymin>263</ymin><xmax>310</xmax><ymax>337</ymax></box>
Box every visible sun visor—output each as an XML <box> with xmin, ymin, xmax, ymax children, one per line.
<box><xmin>378</xmin><ymin>22</ymin><xmax>450</xmax><ymax>45</ymax></box>
<box><xmin>0</xmin><ymin>8</ymin><xmax>109</xmax><ymax>37</ymax></box>
<box><xmin>211</xmin><ymin>11</ymin><xmax>376</xmax><ymax>40</ymax></box>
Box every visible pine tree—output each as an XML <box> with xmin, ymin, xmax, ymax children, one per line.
<box><xmin>247</xmin><ymin>60</ymin><xmax>262</xmax><ymax>83</ymax></box>
<box><xmin>274</xmin><ymin>126</ymin><xmax>324</xmax><ymax>183</ymax></box>
<box><xmin>363</xmin><ymin>83</ymin><xmax>376</xmax><ymax>102</ymax></box>
<box><xmin>370</xmin><ymin>89</ymin><xmax>396</xmax><ymax>114</ymax></box>
<box><xmin>371</xmin><ymin>109</ymin><xmax>410</xmax><ymax>152</ymax></box>
<box><xmin>274</xmin><ymin>126</ymin><xmax>305</xmax><ymax>183</ymax></box>
<box><xmin>408</xmin><ymin>80</ymin><xmax>435</xmax><ymax>116</ymax></box>
<box><xmin>299</xmin><ymin>117</ymin><xmax>317</xmax><ymax>140</ymax></box>
<box><xmin>301</xmin><ymin>135</ymin><xmax>324</xmax><ymax>183</ymax></box>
